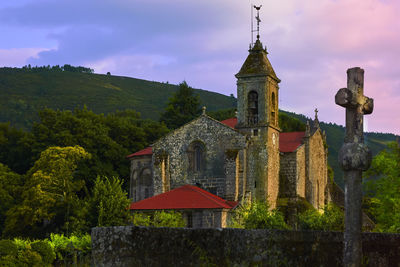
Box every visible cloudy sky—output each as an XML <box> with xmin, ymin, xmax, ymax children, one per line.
<box><xmin>1</xmin><ymin>0</ymin><xmax>399</xmax><ymax>135</ymax></box>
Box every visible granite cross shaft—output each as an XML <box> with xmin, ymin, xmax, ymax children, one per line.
<box><xmin>335</xmin><ymin>67</ymin><xmax>373</xmax><ymax>267</ymax></box>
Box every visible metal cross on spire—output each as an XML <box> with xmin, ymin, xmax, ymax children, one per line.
<box><xmin>254</xmin><ymin>5</ymin><xmax>262</xmax><ymax>40</ymax></box>
<box><xmin>251</xmin><ymin>5</ymin><xmax>262</xmax><ymax>45</ymax></box>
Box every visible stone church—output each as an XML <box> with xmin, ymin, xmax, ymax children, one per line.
<box><xmin>127</xmin><ymin>36</ymin><xmax>329</xmax><ymax>223</ymax></box>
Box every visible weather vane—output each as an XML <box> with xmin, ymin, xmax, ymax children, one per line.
<box><xmin>251</xmin><ymin>5</ymin><xmax>262</xmax><ymax>46</ymax></box>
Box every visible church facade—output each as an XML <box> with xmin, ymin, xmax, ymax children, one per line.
<box><xmin>127</xmin><ymin>37</ymin><xmax>329</xmax><ymax>218</ymax></box>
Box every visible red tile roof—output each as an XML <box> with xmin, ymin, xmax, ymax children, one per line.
<box><xmin>279</xmin><ymin>131</ymin><xmax>305</xmax><ymax>152</ymax></box>
<box><xmin>126</xmin><ymin>146</ymin><xmax>153</xmax><ymax>158</ymax></box>
<box><xmin>129</xmin><ymin>185</ymin><xmax>238</xmax><ymax>210</ymax></box>
<box><xmin>220</xmin><ymin>117</ymin><xmax>237</xmax><ymax>128</ymax></box>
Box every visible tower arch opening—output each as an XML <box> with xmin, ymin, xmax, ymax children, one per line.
<box><xmin>248</xmin><ymin>91</ymin><xmax>259</xmax><ymax>125</ymax></box>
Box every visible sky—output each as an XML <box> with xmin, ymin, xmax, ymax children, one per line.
<box><xmin>0</xmin><ymin>0</ymin><xmax>399</xmax><ymax>135</ymax></box>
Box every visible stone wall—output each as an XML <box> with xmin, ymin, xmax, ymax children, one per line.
<box><xmin>152</xmin><ymin>115</ymin><xmax>247</xmax><ymax>200</ymax></box>
<box><xmin>307</xmin><ymin>130</ymin><xmax>328</xmax><ymax>209</ymax></box>
<box><xmin>129</xmin><ymin>155</ymin><xmax>153</xmax><ymax>201</ymax></box>
<box><xmin>92</xmin><ymin>226</ymin><xmax>400</xmax><ymax>267</ymax></box>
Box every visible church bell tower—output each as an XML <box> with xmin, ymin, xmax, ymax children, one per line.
<box><xmin>235</xmin><ymin>5</ymin><xmax>281</xmax><ymax>207</ymax></box>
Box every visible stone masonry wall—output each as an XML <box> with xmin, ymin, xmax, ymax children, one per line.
<box><xmin>129</xmin><ymin>155</ymin><xmax>152</xmax><ymax>201</ymax></box>
<box><xmin>296</xmin><ymin>145</ymin><xmax>306</xmax><ymax>198</ymax></box>
<box><xmin>279</xmin><ymin>145</ymin><xmax>306</xmax><ymax>199</ymax></box>
<box><xmin>267</xmin><ymin>127</ymin><xmax>280</xmax><ymax>208</ymax></box>
<box><xmin>279</xmin><ymin>151</ymin><xmax>297</xmax><ymax>198</ymax></box>
<box><xmin>152</xmin><ymin>115</ymin><xmax>247</xmax><ymax>200</ymax></box>
<box><xmin>92</xmin><ymin>226</ymin><xmax>400</xmax><ymax>267</ymax></box>
<box><xmin>307</xmin><ymin>130</ymin><xmax>328</xmax><ymax>209</ymax></box>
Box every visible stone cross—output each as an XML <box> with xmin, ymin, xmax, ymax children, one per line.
<box><xmin>335</xmin><ymin>67</ymin><xmax>373</xmax><ymax>267</ymax></box>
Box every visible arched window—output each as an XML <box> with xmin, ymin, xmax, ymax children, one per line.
<box><xmin>188</xmin><ymin>141</ymin><xmax>205</xmax><ymax>172</ymax></box>
<box><xmin>138</xmin><ymin>168</ymin><xmax>153</xmax><ymax>200</ymax></box>
<box><xmin>248</xmin><ymin>91</ymin><xmax>258</xmax><ymax>125</ymax></box>
<box><xmin>271</xmin><ymin>92</ymin><xmax>276</xmax><ymax>124</ymax></box>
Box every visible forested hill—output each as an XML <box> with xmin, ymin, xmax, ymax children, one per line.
<box><xmin>0</xmin><ymin>67</ymin><xmax>398</xmax><ymax>187</ymax></box>
<box><xmin>0</xmin><ymin>67</ymin><xmax>236</xmax><ymax>129</ymax></box>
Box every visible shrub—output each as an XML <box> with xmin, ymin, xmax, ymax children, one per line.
<box><xmin>31</xmin><ymin>240</ymin><xmax>55</xmax><ymax>265</ymax></box>
<box><xmin>0</xmin><ymin>239</ymin><xmax>19</xmax><ymax>266</ymax></box>
<box><xmin>298</xmin><ymin>203</ymin><xmax>344</xmax><ymax>231</ymax></box>
<box><xmin>229</xmin><ymin>201</ymin><xmax>289</xmax><ymax>230</ymax></box>
<box><xmin>17</xmin><ymin>248</ymin><xmax>43</xmax><ymax>267</ymax></box>
<box><xmin>132</xmin><ymin>213</ymin><xmax>151</xmax><ymax>226</ymax></box>
<box><xmin>0</xmin><ymin>239</ymin><xmax>18</xmax><ymax>257</ymax></box>
<box><xmin>153</xmin><ymin>211</ymin><xmax>186</xmax><ymax>227</ymax></box>
<box><xmin>132</xmin><ymin>211</ymin><xmax>186</xmax><ymax>227</ymax></box>
<box><xmin>48</xmin><ymin>233</ymin><xmax>91</xmax><ymax>262</ymax></box>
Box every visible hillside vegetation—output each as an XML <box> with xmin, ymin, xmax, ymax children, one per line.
<box><xmin>0</xmin><ymin>67</ymin><xmax>236</xmax><ymax>129</ymax></box>
<box><xmin>0</xmin><ymin>67</ymin><xmax>397</xmax><ymax>187</ymax></box>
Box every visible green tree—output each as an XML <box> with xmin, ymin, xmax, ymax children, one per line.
<box><xmin>31</xmin><ymin>107</ymin><xmax>168</xmax><ymax>191</ymax></box>
<box><xmin>0</xmin><ymin>164</ymin><xmax>24</xmax><ymax>235</ymax></box>
<box><xmin>0</xmin><ymin>122</ymin><xmax>34</xmax><ymax>174</ymax></box>
<box><xmin>159</xmin><ymin>81</ymin><xmax>201</xmax><ymax>129</ymax></box>
<box><xmin>3</xmin><ymin>146</ymin><xmax>90</xmax><ymax>238</ymax></box>
<box><xmin>86</xmin><ymin>176</ymin><xmax>131</xmax><ymax>227</ymax></box>
<box><xmin>365</xmin><ymin>141</ymin><xmax>400</xmax><ymax>232</ymax></box>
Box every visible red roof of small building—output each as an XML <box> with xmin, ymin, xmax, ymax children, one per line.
<box><xmin>126</xmin><ymin>146</ymin><xmax>153</xmax><ymax>158</ymax></box>
<box><xmin>220</xmin><ymin>117</ymin><xmax>237</xmax><ymax>128</ymax></box>
<box><xmin>279</xmin><ymin>131</ymin><xmax>305</xmax><ymax>153</ymax></box>
<box><xmin>129</xmin><ymin>185</ymin><xmax>238</xmax><ymax>210</ymax></box>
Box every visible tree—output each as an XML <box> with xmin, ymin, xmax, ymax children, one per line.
<box><xmin>31</xmin><ymin>107</ymin><xmax>168</xmax><ymax>191</ymax></box>
<box><xmin>0</xmin><ymin>163</ymin><xmax>24</xmax><ymax>235</ymax></box>
<box><xmin>159</xmin><ymin>81</ymin><xmax>201</xmax><ymax>129</ymax></box>
<box><xmin>3</xmin><ymin>146</ymin><xmax>90</xmax><ymax>238</ymax></box>
<box><xmin>86</xmin><ymin>176</ymin><xmax>131</xmax><ymax>228</ymax></box>
<box><xmin>0</xmin><ymin>122</ymin><xmax>34</xmax><ymax>174</ymax></box>
<box><xmin>365</xmin><ymin>141</ymin><xmax>400</xmax><ymax>232</ymax></box>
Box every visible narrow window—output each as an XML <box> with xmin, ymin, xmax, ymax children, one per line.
<box><xmin>188</xmin><ymin>141</ymin><xmax>205</xmax><ymax>173</ymax></box>
<box><xmin>194</xmin><ymin>145</ymin><xmax>202</xmax><ymax>171</ymax></box>
<box><xmin>248</xmin><ymin>91</ymin><xmax>258</xmax><ymax>125</ymax></box>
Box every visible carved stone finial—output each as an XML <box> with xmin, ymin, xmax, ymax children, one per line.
<box><xmin>202</xmin><ymin>106</ymin><xmax>206</xmax><ymax>115</ymax></box>
<box><xmin>313</xmin><ymin>108</ymin><xmax>320</xmax><ymax>131</ymax></box>
<box><xmin>305</xmin><ymin>121</ymin><xmax>310</xmax><ymax>137</ymax></box>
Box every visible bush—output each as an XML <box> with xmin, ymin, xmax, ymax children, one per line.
<box><xmin>229</xmin><ymin>201</ymin><xmax>289</xmax><ymax>230</ymax></box>
<box><xmin>153</xmin><ymin>211</ymin><xmax>186</xmax><ymax>227</ymax></box>
<box><xmin>298</xmin><ymin>203</ymin><xmax>344</xmax><ymax>231</ymax></box>
<box><xmin>0</xmin><ymin>239</ymin><xmax>19</xmax><ymax>266</ymax></box>
<box><xmin>132</xmin><ymin>211</ymin><xmax>186</xmax><ymax>227</ymax></box>
<box><xmin>48</xmin><ymin>233</ymin><xmax>91</xmax><ymax>262</ymax></box>
<box><xmin>0</xmin><ymin>239</ymin><xmax>18</xmax><ymax>257</ymax></box>
<box><xmin>31</xmin><ymin>240</ymin><xmax>55</xmax><ymax>265</ymax></box>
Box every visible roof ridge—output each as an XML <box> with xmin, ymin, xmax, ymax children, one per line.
<box><xmin>185</xmin><ymin>185</ymin><xmax>230</xmax><ymax>207</ymax></box>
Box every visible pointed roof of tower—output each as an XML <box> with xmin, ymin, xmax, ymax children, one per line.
<box><xmin>235</xmin><ymin>39</ymin><xmax>280</xmax><ymax>82</ymax></box>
